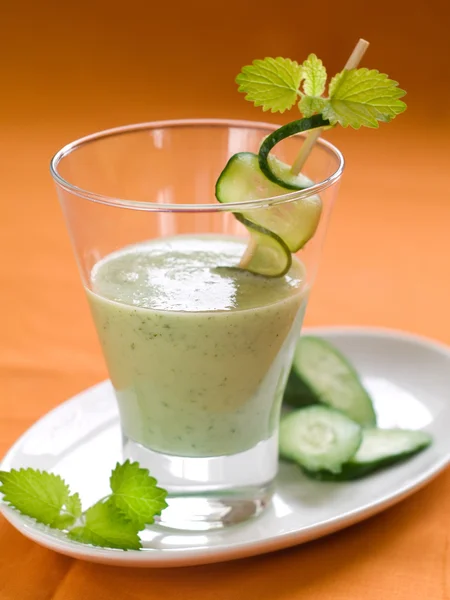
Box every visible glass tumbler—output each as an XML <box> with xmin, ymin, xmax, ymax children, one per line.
<box><xmin>50</xmin><ymin>119</ymin><xmax>344</xmax><ymax>530</ymax></box>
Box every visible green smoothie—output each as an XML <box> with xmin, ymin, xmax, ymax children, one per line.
<box><xmin>87</xmin><ymin>235</ymin><xmax>308</xmax><ymax>457</ymax></box>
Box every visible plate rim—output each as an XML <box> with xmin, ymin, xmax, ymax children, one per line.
<box><xmin>1</xmin><ymin>325</ymin><xmax>449</xmax><ymax>567</ymax></box>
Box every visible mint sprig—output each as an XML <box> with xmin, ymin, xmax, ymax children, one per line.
<box><xmin>236</xmin><ymin>54</ymin><xmax>406</xmax><ymax>128</ymax></box>
<box><xmin>0</xmin><ymin>461</ymin><xmax>168</xmax><ymax>551</ymax></box>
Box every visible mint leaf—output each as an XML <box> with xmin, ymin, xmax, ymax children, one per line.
<box><xmin>236</xmin><ymin>57</ymin><xmax>302</xmax><ymax>113</ymax></box>
<box><xmin>323</xmin><ymin>68</ymin><xmax>407</xmax><ymax>128</ymax></box>
<box><xmin>52</xmin><ymin>492</ymin><xmax>83</xmax><ymax>529</ymax></box>
<box><xmin>52</xmin><ymin>513</ymin><xmax>78</xmax><ymax>530</ymax></box>
<box><xmin>301</xmin><ymin>54</ymin><xmax>327</xmax><ymax>97</ymax></box>
<box><xmin>66</xmin><ymin>493</ymin><xmax>82</xmax><ymax>519</ymax></box>
<box><xmin>68</xmin><ymin>501</ymin><xmax>141</xmax><ymax>551</ymax></box>
<box><xmin>0</xmin><ymin>463</ymin><xmax>168</xmax><ymax>551</ymax></box>
<box><xmin>110</xmin><ymin>460</ymin><xmax>168</xmax><ymax>528</ymax></box>
<box><xmin>0</xmin><ymin>469</ymin><xmax>70</xmax><ymax>527</ymax></box>
<box><xmin>43</xmin><ymin>492</ymin><xmax>83</xmax><ymax>530</ymax></box>
<box><xmin>299</xmin><ymin>95</ymin><xmax>328</xmax><ymax>118</ymax></box>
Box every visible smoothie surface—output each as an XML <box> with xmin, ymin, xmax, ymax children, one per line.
<box><xmin>90</xmin><ymin>235</ymin><xmax>304</xmax><ymax>312</ymax></box>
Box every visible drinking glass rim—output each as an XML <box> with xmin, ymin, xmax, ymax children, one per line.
<box><xmin>50</xmin><ymin>118</ymin><xmax>345</xmax><ymax>212</ymax></box>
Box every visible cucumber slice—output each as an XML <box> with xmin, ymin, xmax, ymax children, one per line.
<box><xmin>305</xmin><ymin>428</ymin><xmax>433</xmax><ymax>481</ymax></box>
<box><xmin>283</xmin><ymin>368</ymin><xmax>317</xmax><ymax>408</ymax></box>
<box><xmin>216</xmin><ymin>152</ymin><xmax>312</xmax><ymax>202</ymax></box>
<box><xmin>215</xmin><ymin>116</ymin><xmax>329</xmax><ymax>277</ymax></box>
<box><xmin>216</xmin><ymin>152</ymin><xmax>322</xmax><ymax>253</ymax></box>
<box><xmin>236</xmin><ymin>215</ymin><xmax>292</xmax><ymax>277</ymax></box>
<box><xmin>286</xmin><ymin>336</ymin><xmax>377</xmax><ymax>427</ymax></box>
<box><xmin>279</xmin><ymin>406</ymin><xmax>362</xmax><ymax>474</ymax></box>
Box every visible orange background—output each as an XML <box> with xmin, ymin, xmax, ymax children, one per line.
<box><xmin>1</xmin><ymin>0</ymin><xmax>450</xmax><ymax>598</ymax></box>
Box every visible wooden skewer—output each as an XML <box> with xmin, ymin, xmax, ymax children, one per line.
<box><xmin>290</xmin><ymin>38</ymin><xmax>370</xmax><ymax>176</ymax></box>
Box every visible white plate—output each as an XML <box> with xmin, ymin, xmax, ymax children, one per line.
<box><xmin>1</xmin><ymin>327</ymin><xmax>449</xmax><ymax>568</ymax></box>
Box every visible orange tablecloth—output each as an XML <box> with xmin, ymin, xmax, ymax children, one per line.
<box><xmin>1</xmin><ymin>1</ymin><xmax>449</xmax><ymax>598</ymax></box>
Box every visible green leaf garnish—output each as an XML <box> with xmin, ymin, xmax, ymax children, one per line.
<box><xmin>51</xmin><ymin>492</ymin><xmax>83</xmax><ymax>529</ymax></box>
<box><xmin>66</xmin><ymin>492</ymin><xmax>82</xmax><ymax>519</ymax></box>
<box><xmin>236</xmin><ymin>57</ymin><xmax>303</xmax><ymax>113</ymax></box>
<box><xmin>301</xmin><ymin>54</ymin><xmax>327</xmax><ymax>97</ymax></box>
<box><xmin>323</xmin><ymin>68</ymin><xmax>407</xmax><ymax>128</ymax></box>
<box><xmin>236</xmin><ymin>56</ymin><xmax>407</xmax><ymax>128</ymax></box>
<box><xmin>110</xmin><ymin>460</ymin><xmax>168</xmax><ymax>528</ymax></box>
<box><xmin>68</xmin><ymin>501</ymin><xmax>141</xmax><ymax>551</ymax></box>
<box><xmin>0</xmin><ymin>469</ymin><xmax>74</xmax><ymax>528</ymax></box>
<box><xmin>52</xmin><ymin>512</ymin><xmax>78</xmax><ymax>530</ymax></box>
<box><xmin>0</xmin><ymin>461</ymin><xmax>168</xmax><ymax>551</ymax></box>
<box><xmin>298</xmin><ymin>95</ymin><xmax>328</xmax><ymax>118</ymax></box>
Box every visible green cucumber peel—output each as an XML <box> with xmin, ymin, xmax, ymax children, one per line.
<box><xmin>236</xmin><ymin>214</ymin><xmax>292</xmax><ymax>277</ymax></box>
<box><xmin>258</xmin><ymin>115</ymin><xmax>329</xmax><ymax>188</ymax></box>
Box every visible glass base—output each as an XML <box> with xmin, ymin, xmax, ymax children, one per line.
<box><xmin>123</xmin><ymin>434</ymin><xmax>278</xmax><ymax>531</ymax></box>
